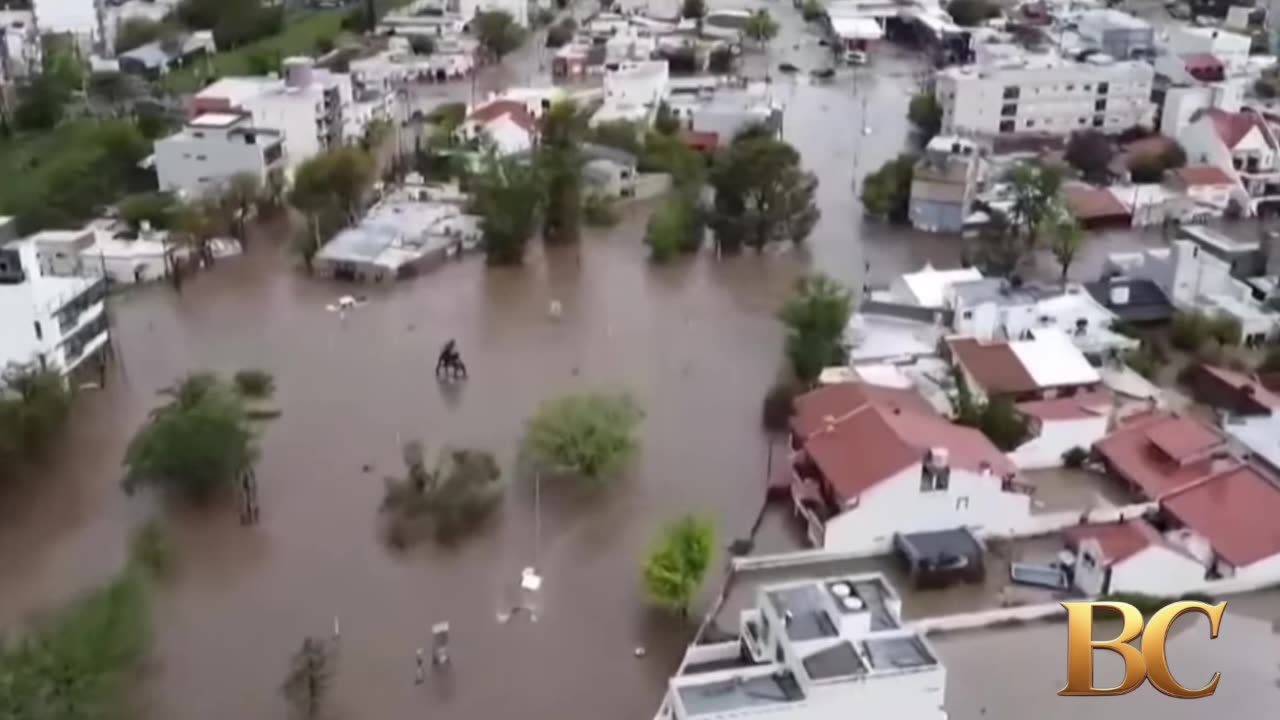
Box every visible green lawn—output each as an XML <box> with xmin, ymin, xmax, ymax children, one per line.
<box><xmin>0</xmin><ymin>121</ymin><xmax>101</xmax><ymax>209</ymax></box>
<box><xmin>162</xmin><ymin>11</ymin><xmax>346</xmax><ymax>93</ymax></box>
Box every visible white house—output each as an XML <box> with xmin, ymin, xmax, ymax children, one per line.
<box><xmin>0</xmin><ymin>236</ymin><xmax>109</xmax><ymax>382</ymax></box>
<box><xmin>153</xmin><ymin>113</ymin><xmax>285</xmax><ymax>196</ymax></box>
<box><xmin>946</xmin><ymin>328</ymin><xmax>1104</xmax><ymax>403</ymax></box>
<box><xmin>1064</xmin><ymin>518</ymin><xmax>1209</xmax><ymax>596</ymax></box>
<box><xmin>1177</xmin><ymin>107</ymin><xmax>1280</xmax><ymax>215</ymax></box>
<box><xmin>1164</xmin><ymin>26</ymin><xmax>1252</xmax><ymax>72</ymax></box>
<box><xmin>881</xmin><ymin>263</ymin><xmax>983</xmax><ymax>309</ymax></box>
<box><xmin>657</xmin><ymin>571</ymin><xmax>947</xmax><ymax>720</ymax></box>
<box><xmin>948</xmin><ymin>279</ymin><xmax>1138</xmax><ymax>357</ymax></box>
<box><xmin>591</xmin><ymin>61</ymin><xmax>669</xmax><ymax>127</ymax></box>
<box><xmin>788</xmin><ymin>382</ymin><xmax>1034</xmax><ymax>553</ymax></box>
<box><xmin>1159</xmin><ymin>79</ymin><xmax>1245</xmax><ymax>138</ymax></box>
<box><xmin>1009</xmin><ymin>390</ymin><xmax>1114</xmax><ymax>469</ymax></box>
<box><xmin>459</xmin><ymin>99</ymin><xmax>538</xmax><ymax>155</ymax></box>
<box><xmin>935</xmin><ymin>52</ymin><xmax>1155</xmax><ymax>138</ymax></box>
<box><xmin>1165</xmin><ymin>164</ymin><xmax>1235</xmax><ymax>218</ymax></box>
<box><xmin>1160</xmin><ymin>463</ymin><xmax>1280</xmax><ymax>582</ymax></box>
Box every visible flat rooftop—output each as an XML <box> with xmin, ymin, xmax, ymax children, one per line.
<box><xmin>189</xmin><ymin>112</ymin><xmax>242</xmax><ymax>128</ymax></box>
<box><xmin>676</xmin><ymin>670</ymin><xmax>804</xmax><ymax>717</ymax></box>
<box><xmin>863</xmin><ymin>634</ymin><xmax>937</xmax><ymax>671</ymax></box>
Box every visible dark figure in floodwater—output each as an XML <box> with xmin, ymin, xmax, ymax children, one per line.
<box><xmin>435</xmin><ymin>340</ymin><xmax>467</xmax><ymax>381</ymax></box>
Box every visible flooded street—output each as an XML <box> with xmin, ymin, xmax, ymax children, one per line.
<box><xmin>0</xmin><ymin>3</ymin><xmax>1256</xmax><ymax>719</ymax></box>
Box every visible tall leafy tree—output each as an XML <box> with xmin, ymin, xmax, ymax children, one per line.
<box><xmin>538</xmin><ymin>100</ymin><xmax>590</xmax><ymax>244</ymax></box>
<box><xmin>1005</xmin><ymin>161</ymin><xmax>1063</xmax><ymax>245</ymax></box>
<box><xmin>472</xmin><ymin>152</ymin><xmax>541</xmax><ymax>265</ymax></box>
<box><xmin>907</xmin><ymin>93</ymin><xmax>943</xmax><ymax>144</ymax></box>
<box><xmin>681</xmin><ymin>0</ymin><xmax>706</xmax><ymax>19</ymax></box>
<box><xmin>779</xmin><ymin>274</ymin><xmax>854</xmax><ymax>384</ymax></box>
<box><xmin>708</xmin><ymin>133</ymin><xmax>819</xmax><ymax>253</ymax></box>
<box><xmin>1042</xmin><ymin>213</ymin><xmax>1085</xmax><ymax>283</ymax></box>
<box><xmin>642</xmin><ymin>514</ymin><xmax>716</xmax><ymax>616</ymax></box>
<box><xmin>281</xmin><ymin>637</ymin><xmax>334</xmax><ymax>720</ymax></box>
<box><xmin>523</xmin><ymin>391</ymin><xmax>644</xmax><ymax>484</ymax></box>
<box><xmin>860</xmin><ymin>154</ymin><xmax>915</xmax><ymax>223</ymax></box>
<box><xmin>1064</xmin><ymin>130</ymin><xmax>1114</xmax><ymax>184</ymax></box>
<box><xmin>743</xmin><ymin>9</ymin><xmax>779</xmax><ymax>47</ymax></box>
<box><xmin>473</xmin><ymin>10</ymin><xmax>525</xmax><ymax>61</ymax></box>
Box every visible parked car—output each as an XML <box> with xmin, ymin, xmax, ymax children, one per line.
<box><xmin>846</xmin><ymin>49</ymin><xmax>868</xmax><ymax>65</ymax></box>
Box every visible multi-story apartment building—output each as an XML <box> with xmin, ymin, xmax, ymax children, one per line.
<box><xmin>154</xmin><ymin>113</ymin><xmax>285</xmax><ymax>196</ymax></box>
<box><xmin>655</xmin><ymin>571</ymin><xmax>947</xmax><ymax>720</ymax></box>
<box><xmin>0</xmin><ymin>232</ymin><xmax>109</xmax><ymax>382</ymax></box>
<box><xmin>31</xmin><ymin>0</ymin><xmax>105</xmax><ymax>54</ymax></box>
<box><xmin>191</xmin><ymin>58</ymin><xmax>352</xmax><ymax>169</ymax></box>
<box><xmin>935</xmin><ymin>54</ymin><xmax>1155</xmax><ymax>138</ymax></box>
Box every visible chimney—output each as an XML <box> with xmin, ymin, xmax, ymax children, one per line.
<box><xmin>1109</xmin><ymin>283</ymin><xmax>1130</xmax><ymax>305</ymax></box>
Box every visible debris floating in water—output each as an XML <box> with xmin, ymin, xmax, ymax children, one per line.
<box><xmin>548</xmin><ymin>299</ymin><xmax>563</xmax><ymax>319</ymax></box>
<box><xmin>634</xmin><ymin>646</ymin><xmax>646</xmax><ymax>658</ymax></box>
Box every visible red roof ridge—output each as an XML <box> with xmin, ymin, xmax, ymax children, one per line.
<box><xmin>1158</xmin><ymin>458</ymin><xmax>1246</xmax><ymax>501</ymax></box>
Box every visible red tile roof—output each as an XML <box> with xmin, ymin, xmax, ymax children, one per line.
<box><xmin>1199</xmin><ymin>364</ymin><xmax>1280</xmax><ymax>410</ymax></box>
<box><xmin>1205</xmin><ymin>108</ymin><xmax>1276</xmax><ymax>150</ymax></box>
<box><xmin>1063</xmin><ymin>184</ymin><xmax>1130</xmax><ymax>221</ymax></box>
<box><xmin>1017</xmin><ymin>389</ymin><xmax>1113</xmax><ymax>422</ymax></box>
<box><xmin>1093</xmin><ymin>412</ymin><xmax>1228</xmax><ymax>498</ymax></box>
<box><xmin>1163</xmin><ymin>464</ymin><xmax>1280</xmax><ymax>567</ymax></box>
<box><xmin>467</xmin><ymin>100</ymin><xmax>537</xmax><ymax>132</ymax></box>
<box><xmin>793</xmin><ymin>382</ymin><xmax>1016</xmax><ymax>503</ymax></box>
<box><xmin>680</xmin><ymin>129</ymin><xmax>719</xmax><ymax>152</ymax></box>
<box><xmin>946</xmin><ymin>337</ymin><xmax>1039</xmax><ymax>395</ymax></box>
<box><xmin>1171</xmin><ymin>165</ymin><xmax>1234</xmax><ymax>187</ymax></box>
<box><xmin>1064</xmin><ymin>518</ymin><xmax>1168</xmax><ymax>565</ymax></box>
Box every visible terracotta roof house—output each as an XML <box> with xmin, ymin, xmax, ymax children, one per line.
<box><xmin>1063</xmin><ymin>518</ymin><xmax>1207</xmax><ymax>596</ymax></box>
<box><xmin>1092</xmin><ymin>411</ymin><xmax>1231</xmax><ymax>499</ymax></box>
<box><xmin>945</xmin><ymin>329</ymin><xmax>1103</xmax><ymax>403</ymax></box>
<box><xmin>1188</xmin><ymin>364</ymin><xmax>1280</xmax><ymax>417</ymax></box>
<box><xmin>1062</xmin><ymin>184</ymin><xmax>1131</xmax><ymax>229</ymax></box>
<box><xmin>1161</xmin><ymin>463</ymin><xmax>1280</xmax><ymax>576</ymax></box>
<box><xmin>787</xmin><ymin>382</ymin><xmax>1031</xmax><ymax>552</ymax></box>
<box><xmin>460</xmin><ymin>100</ymin><xmax>539</xmax><ymax>156</ymax></box>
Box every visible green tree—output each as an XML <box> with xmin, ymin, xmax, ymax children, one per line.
<box><xmin>115</xmin><ymin>17</ymin><xmax>164</xmax><ymax>53</ymax></box>
<box><xmin>1170</xmin><ymin>311</ymin><xmax>1212</xmax><ymax>351</ymax></box>
<box><xmin>471</xmin><ymin>150</ymin><xmax>542</xmax><ymax>265</ymax></box>
<box><xmin>281</xmin><ymin>637</ymin><xmax>334</xmax><ymax>720</ymax></box>
<box><xmin>474</xmin><ymin>10</ymin><xmax>525</xmax><ymax>61</ymax></box>
<box><xmin>801</xmin><ymin>0</ymin><xmax>825</xmax><ymax>21</ymax></box>
<box><xmin>538</xmin><ymin>99</ymin><xmax>590</xmax><ymax>244</ymax></box>
<box><xmin>409</xmin><ymin>34</ymin><xmax>436</xmax><ymax>55</ymax></box>
<box><xmin>707</xmin><ymin>46</ymin><xmax>734</xmax><ymax>74</ymax></box>
<box><xmin>708</xmin><ymin>133</ymin><xmax>819</xmax><ymax>253</ymax></box>
<box><xmin>290</xmin><ymin>146</ymin><xmax>375</xmax><ymax>225</ymax></box>
<box><xmin>15</xmin><ymin>75</ymin><xmax>70</xmax><ymax>130</ymax></box>
<box><xmin>1042</xmin><ymin>213</ymin><xmax>1084</xmax><ymax>283</ymax></box>
<box><xmin>380</xmin><ymin>442</ymin><xmax>505</xmax><ymax>547</ymax></box>
<box><xmin>907</xmin><ymin>93</ymin><xmax>942</xmax><ymax>144</ymax></box>
<box><xmin>860</xmin><ymin>154</ymin><xmax>915</xmax><ymax>223</ymax></box>
<box><xmin>681</xmin><ymin>0</ymin><xmax>706</xmax><ymax>19</ymax></box>
<box><xmin>1064</xmin><ymin>130</ymin><xmax>1114</xmax><ymax>184</ymax></box>
<box><xmin>743</xmin><ymin>9</ymin><xmax>779</xmax><ymax>47</ymax></box>
<box><xmin>642</xmin><ymin>514</ymin><xmax>716</xmax><ymax>616</ymax></box>
<box><xmin>122</xmin><ymin>372</ymin><xmax>272</xmax><ymax>504</ymax></box>
<box><xmin>1006</xmin><ymin>161</ymin><xmax>1063</xmax><ymax>244</ymax></box>
<box><xmin>646</xmin><ymin>191</ymin><xmax>704</xmax><ymax>262</ymax></box>
<box><xmin>523</xmin><ymin>391</ymin><xmax>644</xmax><ymax>484</ymax></box>
<box><xmin>779</xmin><ymin>274</ymin><xmax>854</xmax><ymax>384</ymax></box>
<box><xmin>589</xmin><ymin>120</ymin><xmax>643</xmax><ymax>155</ymax></box>
<box><xmin>654</xmin><ymin>101</ymin><xmax>681</xmax><ymax>135</ymax></box>
<box><xmin>0</xmin><ymin>363</ymin><xmax>73</xmax><ymax>479</ymax></box>
<box><xmin>946</xmin><ymin>0</ymin><xmax>1000</xmax><ymax>26</ymax></box>
<box><xmin>118</xmin><ymin>192</ymin><xmax>178</xmax><ymax>230</ymax></box>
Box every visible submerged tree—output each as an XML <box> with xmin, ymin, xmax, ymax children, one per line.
<box><xmin>523</xmin><ymin>391</ymin><xmax>644</xmax><ymax>484</ymax></box>
<box><xmin>743</xmin><ymin>9</ymin><xmax>779</xmax><ymax>48</ymax></box>
<box><xmin>1005</xmin><ymin>160</ymin><xmax>1063</xmax><ymax>245</ymax></box>
<box><xmin>708</xmin><ymin>133</ymin><xmax>819</xmax><ymax>253</ymax></box>
<box><xmin>123</xmin><ymin>371</ymin><xmax>275</xmax><ymax>504</ymax></box>
<box><xmin>380</xmin><ymin>441</ymin><xmax>504</xmax><ymax>548</ymax></box>
<box><xmin>778</xmin><ymin>274</ymin><xmax>855</xmax><ymax>384</ymax></box>
<box><xmin>474</xmin><ymin>10</ymin><xmax>525</xmax><ymax>61</ymax></box>
<box><xmin>643</xmin><ymin>514</ymin><xmax>716</xmax><ymax>616</ymax></box>
<box><xmin>0</xmin><ymin>363</ymin><xmax>73</xmax><ymax>475</ymax></box>
<box><xmin>281</xmin><ymin>637</ymin><xmax>335</xmax><ymax>720</ymax></box>
<box><xmin>538</xmin><ymin>100</ymin><xmax>590</xmax><ymax>244</ymax></box>
<box><xmin>471</xmin><ymin>151</ymin><xmax>542</xmax><ymax>265</ymax></box>
<box><xmin>1042</xmin><ymin>213</ymin><xmax>1085</xmax><ymax>283</ymax></box>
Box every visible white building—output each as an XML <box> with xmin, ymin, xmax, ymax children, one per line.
<box><xmin>1177</xmin><ymin>107</ymin><xmax>1280</xmax><ymax>215</ymax></box>
<box><xmin>153</xmin><ymin>113</ymin><xmax>285</xmax><ymax>197</ymax></box>
<box><xmin>1064</xmin><ymin>518</ymin><xmax>1210</xmax><ymax>596</ymax></box>
<box><xmin>460</xmin><ymin>99</ymin><xmax>538</xmax><ymax>155</ymax></box>
<box><xmin>881</xmin><ymin>263</ymin><xmax>983</xmax><ymax>309</ymax></box>
<box><xmin>32</xmin><ymin>0</ymin><xmax>104</xmax><ymax>53</ymax></box>
<box><xmin>787</xmin><ymin>382</ymin><xmax>1034</xmax><ymax>552</ymax></box>
<box><xmin>0</xmin><ymin>235</ymin><xmax>109</xmax><ymax>381</ymax></box>
<box><xmin>1105</xmin><ymin>238</ymin><xmax>1278</xmax><ymax>344</ymax></box>
<box><xmin>946</xmin><ymin>328</ymin><xmax>1104</xmax><ymax>403</ymax></box>
<box><xmin>1009</xmin><ymin>390</ymin><xmax>1114</xmax><ymax>469</ymax></box>
<box><xmin>656</xmin><ymin>572</ymin><xmax>947</xmax><ymax>720</ymax></box>
<box><xmin>948</xmin><ymin>279</ymin><xmax>1138</xmax><ymax>357</ymax></box>
<box><xmin>191</xmin><ymin>59</ymin><xmax>371</xmax><ymax>169</ymax></box>
<box><xmin>1164</xmin><ymin>26</ymin><xmax>1252</xmax><ymax>71</ymax></box>
<box><xmin>591</xmin><ymin>60</ymin><xmax>669</xmax><ymax>127</ymax></box>
<box><xmin>935</xmin><ymin>53</ymin><xmax>1154</xmax><ymax>138</ymax></box>
<box><xmin>0</xmin><ymin>9</ymin><xmax>41</xmax><ymax>82</ymax></box>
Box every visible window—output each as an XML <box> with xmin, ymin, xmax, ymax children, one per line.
<box><xmin>33</xmin><ymin>321</ymin><xmax>42</xmax><ymax>341</ymax></box>
<box><xmin>196</xmin><ymin>154</ymin><xmax>207</xmax><ymax>161</ymax></box>
<box><xmin>1002</xmin><ymin>85</ymin><xmax>1020</xmax><ymax>100</ymax></box>
<box><xmin>1092</xmin><ymin>116</ymin><xmax>1104</xmax><ymax>127</ymax></box>
<box><xmin>1066</xmin><ymin>84</ymin><xmax>1075</xmax><ymax>91</ymax></box>
<box><xmin>1083</xmin><ymin>84</ymin><xmax>1092</xmax><ymax>91</ymax></box>
<box><xmin>1078</xmin><ymin>117</ymin><xmax>1087</xmax><ymax>125</ymax></box>
<box><xmin>999</xmin><ymin>119</ymin><xmax>1015</xmax><ymax>133</ymax></box>
<box><xmin>1097</xmin><ymin>82</ymin><xmax>1109</xmax><ymax>94</ymax></box>
<box><xmin>1094</xmin><ymin>99</ymin><xmax>1107</xmax><ymax>112</ymax></box>
<box><xmin>962</xmin><ymin>310</ymin><xmax>973</xmax><ymax>320</ymax></box>
<box><xmin>1001</xmin><ymin>103</ymin><xmax>1017</xmax><ymax>117</ymax></box>
<box><xmin>955</xmin><ymin>496</ymin><xmax>970</xmax><ymax>510</ymax></box>
<box><xmin>1025</xmin><ymin>119</ymin><xmax>1035</xmax><ymax>128</ymax></box>
<box><xmin>192</xmin><ymin>131</ymin><xmax>204</xmax><ymax>138</ymax></box>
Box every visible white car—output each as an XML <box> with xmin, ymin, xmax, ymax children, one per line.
<box><xmin>846</xmin><ymin>50</ymin><xmax>868</xmax><ymax>65</ymax></box>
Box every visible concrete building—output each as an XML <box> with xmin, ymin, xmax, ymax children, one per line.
<box><xmin>1063</xmin><ymin>518</ymin><xmax>1210</xmax><ymax>596</ymax></box>
<box><xmin>908</xmin><ymin>136</ymin><xmax>985</xmax><ymax>234</ymax></box>
<box><xmin>935</xmin><ymin>53</ymin><xmax>1155</xmax><ymax>138</ymax></box>
<box><xmin>459</xmin><ymin>99</ymin><xmax>538</xmax><ymax>155</ymax></box>
<box><xmin>0</xmin><ymin>9</ymin><xmax>41</xmax><ymax>83</ymax></box>
<box><xmin>32</xmin><ymin>0</ymin><xmax>104</xmax><ymax>54</ymax></box>
<box><xmin>1165</xmin><ymin>164</ymin><xmax>1235</xmax><ymax>217</ymax></box>
<box><xmin>1076</xmin><ymin>9</ymin><xmax>1154</xmax><ymax>60</ymax></box>
<box><xmin>153</xmin><ymin>113</ymin><xmax>285</xmax><ymax>197</ymax></box>
<box><xmin>116</xmin><ymin>31</ymin><xmax>215</xmax><ymax>78</ymax></box>
<box><xmin>945</xmin><ymin>328</ymin><xmax>1104</xmax><ymax>403</ymax></box>
<box><xmin>191</xmin><ymin>58</ymin><xmax>361</xmax><ymax>169</ymax></box>
<box><xmin>0</xmin><ymin>235</ymin><xmax>109</xmax><ymax>382</ymax></box>
<box><xmin>656</xmin><ymin>571</ymin><xmax>947</xmax><ymax>720</ymax></box>
<box><xmin>664</xmin><ymin>80</ymin><xmax>781</xmax><ymax>145</ymax></box>
<box><xmin>1010</xmin><ymin>390</ymin><xmax>1114</xmax><ymax>470</ymax></box>
<box><xmin>1164</xmin><ymin>26</ymin><xmax>1252</xmax><ymax>72</ymax></box>
<box><xmin>881</xmin><ymin>263</ymin><xmax>983</xmax><ymax>310</ymax></box>
<box><xmin>591</xmin><ymin>60</ymin><xmax>669</xmax><ymax>127</ymax></box>
<box><xmin>582</xmin><ymin>144</ymin><xmax>638</xmax><ymax>199</ymax></box>
<box><xmin>786</xmin><ymin>382</ymin><xmax>1033</xmax><ymax>551</ymax></box>
<box><xmin>1177</xmin><ymin>108</ymin><xmax>1280</xmax><ymax>215</ymax></box>
<box><xmin>313</xmin><ymin>183</ymin><xmax>480</xmax><ymax>282</ymax></box>
<box><xmin>948</xmin><ymin>279</ymin><xmax>1138</xmax><ymax>358</ymax></box>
